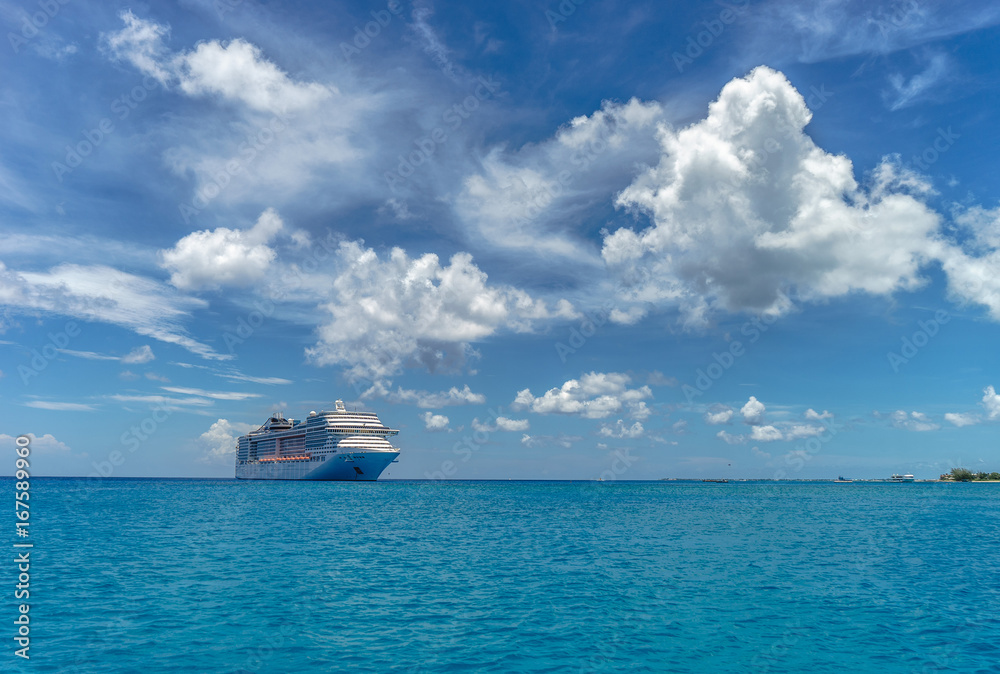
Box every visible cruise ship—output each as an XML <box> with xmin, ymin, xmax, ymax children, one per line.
<box><xmin>235</xmin><ymin>400</ymin><xmax>400</xmax><ymax>480</ymax></box>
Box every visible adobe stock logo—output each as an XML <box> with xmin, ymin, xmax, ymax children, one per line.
<box><xmin>18</xmin><ymin>321</ymin><xmax>81</xmax><ymax>385</ymax></box>
<box><xmin>887</xmin><ymin>310</ymin><xmax>949</xmax><ymax>373</ymax></box>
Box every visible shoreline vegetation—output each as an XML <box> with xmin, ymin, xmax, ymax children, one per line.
<box><xmin>940</xmin><ymin>468</ymin><xmax>1000</xmax><ymax>482</ymax></box>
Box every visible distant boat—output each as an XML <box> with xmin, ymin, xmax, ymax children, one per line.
<box><xmin>889</xmin><ymin>474</ymin><xmax>915</xmax><ymax>482</ymax></box>
<box><xmin>702</xmin><ymin>479</ymin><xmax>729</xmax><ymax>483</ymax></box>
<box><xmin>834</xmin><ymin>476</ymin><xmax>853</xmax><ymax>482</ymax></box>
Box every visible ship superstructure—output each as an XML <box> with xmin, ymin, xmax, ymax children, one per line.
<box><xmin>235</xmin><ymin>400</ymin><xmax>400</xmax><ymax>480</ymax></box>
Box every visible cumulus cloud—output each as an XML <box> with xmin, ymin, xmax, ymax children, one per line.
<box><xmin>705</xmin><ymin>407</ymin><xmax>734</xmax><ymax>425</ymax></box>
<box><xmin>472</xmin><ymin>416</ymin><xmax>530</xmax><ymax>432</ymax></box>
<box><xmin>512</xmin><ymin>371</ymin><xmax>652</xmax><ymax>420</ymax></box>
<box><xmin>104</xmin><ymin>11</ymin><xmax>331</xmax><ymax>114</ymax></box>
<box><xmin>307</xmin><ymin>240</ymin><xmax>573</xmax><ymax>381</ymax></box>
<box><xmin>953</xmin><ymin>205</ymin><xmax>1000</xmax><ymax>252</ymax></box>
<box><xmin>362</xmin><ymin>382</ymin><xmax>485</xmax><ymax>408</ymax></box>
<box><xmin>890</xmin><ymin>410</ymin><xmax>940</xmax><ymax>432</ymax></box>
<box><xmin>603</xmin><ymin>66</ymin><xmax>945</xmax><ymax>326</ymax></box>
<box><xmin>751</xmin><ymin>446</ymin><xmax>771</xmax><ymax>459</ymax></box>
<box><xmin>804</xmin><ymin>408</ymin><xmax>832</xmax><ymax>420</ymax></box>
<box><xmin>496</xmin><ymin>416</ymin><xmax>529</xmax><ymax>431</ymax></box>
<box><xmin>944</xmin><ymin>412</ymin><xmax>978</xmax><ymax>427</ymax></box>
<box><xmin>717</xmin><ymin>430</ymin><xmax>744</xmax><ymax>445</ymax></box>
<box><xmin>198</xmin><ymin>419</ymin><xmax>256</xmax><ymax>463</ymax></box>
<box><xmin>177</xmin><ymin>39</ymin><xmax>332</xmax><ymax>113</ymax></box>
<box><xmin>160</xmin><ymin>208</ymin><xmax>286</xmax><ymax>291</ymax></box>
<box><xmin>941</xmin><ymin>385</ymin><xmax>1000</xmax><ymax>427</ymax></box>
<box><xmin>421</xmin><ymin>411</ymin><xmax>450</xmax><ymax>431</ymax></box>
<box><xmin>939</xmin><ymin>207</ymin><xmax>1000</xmax><ymax>320</ymax></box>
<box><xmin>983</xmin><ymin>385</ymin><xmax>1000</xmax><ymax>420</ymax></box>
<box><xmin>782</xmin><ymin>424</ymin><xmax>826</xmax><ymax>441</ymax></box>
<box><xmin>0</xmin><ymin>433</ymin><xmax>72</xmax><ymax>456</ymax></box>
<box><xmin>741</xmin><ymin>396</ymin><xmax>766</xmax><ymax>425</ymax></box>
<box><xmin>455</xmin><ymin>97</ymin><xmax>666</xmax><ymax>264</ymax></box>
<box><xmin>750</xmin><ymin>425</ymin><xmax>783</xmax><ymax>442</ymax></box>
<box><xmin>716</xmin><ymin>403</ymin><xmax>826</xmax><ymax>443</ymax></box>
<box><xmin>941</xmin><ymin>248</ymin><xmax>1000</xmax><ymax>321</ymax></box>
<box><xmin>598</xmin><ymin>419</ymin><xmax>644</xmax><ymax>439</ymax></box>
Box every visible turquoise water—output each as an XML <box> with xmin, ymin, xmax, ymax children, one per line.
<box><xmin>6</xmin><ymin>479</ymin><xmax>1000</xmax><ymax>672</ymax></box>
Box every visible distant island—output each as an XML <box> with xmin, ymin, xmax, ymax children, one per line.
<box><xmin>940</xmin><ymin>468</ymin><xmax>1000</xmax><ymax>482</ymax></box>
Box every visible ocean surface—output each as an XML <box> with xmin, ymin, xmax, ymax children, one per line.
<box><xmin>6</xmin><ymin>478</ymin><xmax>1000</xmax><ymax>673</ymax></box>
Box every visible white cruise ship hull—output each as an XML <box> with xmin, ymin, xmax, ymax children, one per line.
<box><xmin>237</xmin><ymin>449</ymin><xmax>398</xmax><ymax>480</ymax></box>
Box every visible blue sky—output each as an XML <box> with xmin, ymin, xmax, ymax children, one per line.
<box><xmin>2</xmin><ymin>0</ymin><xmax>1000</xmax><ymax>479</ymax></box>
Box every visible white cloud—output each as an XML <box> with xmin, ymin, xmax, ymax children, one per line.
<box><xmin>953</xmin><ymin>205</ymin><xmax>1000</xmax><ymax>253</ymax></box>
<box><xmin>598</xmin><ymin>419</ymin><xmax>644</xmax><ymax>439</ymax></box>
<box><xmin>161</xmin><ymin>386</ymin><xmax>262</xmax><ymax>401</ymax></box>
<box><xmin>944</xmin><ymin>412</ymin><xmax>978</xmax><ymax>427</ymax></box>
<box><xmin>57</xmin><ymin>344</ymin><xmax>154</xmax><ymax>364</ymax></box>
<box><xmin>307</xmin><ymin>240</ymin><xmax>573</xmax><ymax>381</ymax></box>
<box><xmin>804</xmin><ymin>408</ymin><xmax>833</xmax><ymax>420</ymax></box>
<box><xmin>362</xmin><ymin>382</ymin><xmax>485</xmax><ymax>408</ymax></box>
<box><xmin>198</xmin><ymin>419</ymin><xmax>256</xmax><ymax>464</ymax></box>
<box><xmin>104</xmin><ymin>12</ymin><xmax>331</xmax><ymax>114</ymax></box>
<box><xmin>512</xmin><ymin>372</ymin><xmax>652</xmax><ymax>420</ymax></box>
<box><xmin>604</xmin><ymin>66</ymin><xmax>944</xmax><ymax>326</ymax></box>
<box><xmin>745</xmin><ymin>1</ymin><xmax>1000</xmax><ymax>63</ymax></box>
<box><xmin>160</xmin><ymin>208</ymin><xmax>285</xmax><ymax>291</ymax></box>
<box><xmin>177</xmin><ymin>39</ymin><xmax>332</xmax><ymax>114</ymax></box>
<box><xmin>0</xmin><ymin>433</ymin><xmax>71</xmax><ymax>454</ymax></box>
<box><xmin>941</xmin><ymin>248</ymin><xmax>1000</xmax><ymax>320</ymax></box>
<box><xmin>454</xmin><ymin>98</ymin><xmax>665</xmax><ymax>264</ymax></box>
<box><xmin>216</xmin><ymin>373</ymin><xmax>293</xmax><ymax>385</ymax></box>
<box><xmin>982</xmin><ymin>385</ymin><xmax>1000</xmax><ymax>420</ymax></box>
<box><xmin>750</xmin><ymin>425</ymin><xmax>784</xmax><ymax>442</ymax></box>
<box><xmin>122</xmin><ymin>345</ymin><xmax>155</xmax><ymax>364</ymax></box>
<box><xmin>717</xmin><ymin>430</ymin><xmax>745</xmax><ymax>445</ymax></box>
<box><xmin>57</xmin><ymin>349</ymin><xmax>119</xmax><ymax>361</ymax></box>
<box><xmin>472</xmin><ymin>416</ymin><xmax>530</xmax><ymax>432</ymax></box>
<box><xmin>886</xmin><ymin>52</ymin><xmax>951</xmax><ymax>111</ymax></box>
<box><xmin>421</xmin><ymin>411</ymin><xmax>450</xmax><ymax>431</ymax></box>
<box><xmin>3</xmin><ymin>262</ymin><xmax>223</xmax><ymax>360</ymax></box>
<box><xmin>496</xmin><ymin>416</ymin><xmax>529</xmax><ymax>432</ymax></box>
<box><xmin>102</xmin><ymin>10</ymin><xmax>173</xmax><ymax>83</ymax></box>
<box><xmin>717</xmin><ymin>413</ymin><xmax>825</xmax><ymax>443</ymax></box>
<box><xmin>890</xmin><ymin>410</ymin><xmax>940</xmax><ymax>432</ymax></box>
<box><xmin>24</xmin><ymin>401</ymin><xmax>97</xmax><ymax>411</ymax></box>
<box><xmin>109</xmin><ymin>394</ymin><xmax>214</xmax><ymax>409</ymax></box>
<box><xmin>751</xmin><ymin>446</ymin><xmax>771</xmax><ymax>459</ymax></box>
<box><xmin>629</xmin><ymin>401</ymin><xmax>651</xmax><ymax>420</ymax></box>
<box><xmin>705</xmin><ymin>407</ymin><xmax>734</xmax><ymax>425</ymax></box>
<box><xmin>518</xmin><ymin>433</ymin><xmax>580</xmax><ymax>449</ymax></box>
<box><xmin>782</xmin><ymin>424</ymin><xmax>825</xmax><ymax>441</ymax></box>
<box><xmin>942</xmin><ymin>385</ymin><xmax>1000</xmax><ymax>427</ymax></box>
<box><xmin>741</xmin><ymin>396</ymin><xmax>766</xmax><ymax>425</ymax></box>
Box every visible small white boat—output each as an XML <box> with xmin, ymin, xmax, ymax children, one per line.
<box><xmin>889</xmin><ymin>473</ymin><xmax>915</xmax><ymax>482</ymax></box>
